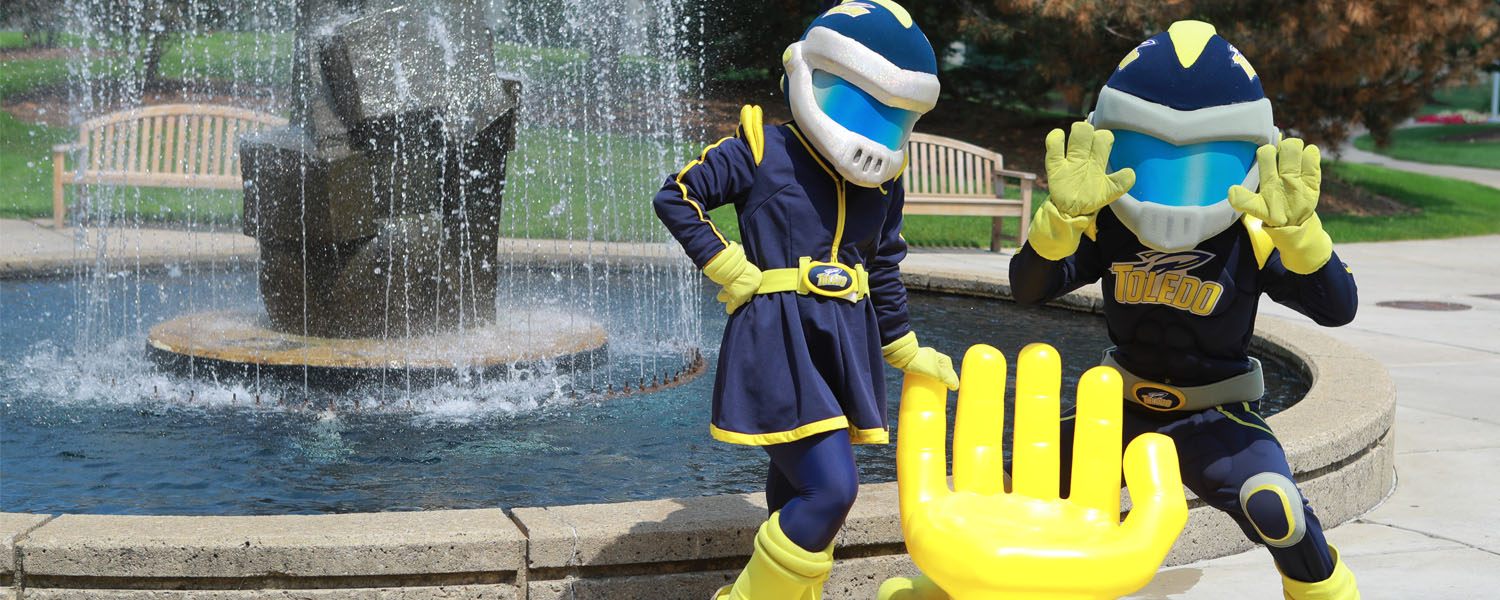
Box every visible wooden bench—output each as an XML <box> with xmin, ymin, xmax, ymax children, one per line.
<box><xmin>51</xmin><ymin>103</ymin><xmax>289</xmax><ymax>228</ymax></box>
<box><xmin>903</xmin><ymin>132</ymin><xmax>1036</xmax><ymax>251</ymax></box>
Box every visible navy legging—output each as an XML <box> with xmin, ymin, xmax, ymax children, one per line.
<box><xmin>1057</xmin><ymin>401</ymin><xmax>1335</xmax><ymax>583</ymax></box>
<box><xmin>763</xmin><ymin>429</ymin><xmax>860</xmax><ymax>552</ymax></box>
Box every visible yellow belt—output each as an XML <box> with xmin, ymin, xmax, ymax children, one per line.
<box><xmin>757</xmin><ymin>257</ymin><xmax>870</xmax><ymax>302</ymax></box>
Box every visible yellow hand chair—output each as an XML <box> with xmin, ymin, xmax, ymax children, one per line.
<box><xmin>880</xmin><ymin>343</ymin><xmax>1188</xmax><ymax>600</ymax></box>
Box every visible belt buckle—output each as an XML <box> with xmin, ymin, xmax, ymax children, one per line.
<box><xmin>801</xmin><ymin>260</ymin><xmax>858</xmax><ymax>300</ymax></box>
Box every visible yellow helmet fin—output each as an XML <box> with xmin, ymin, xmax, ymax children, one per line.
<box><xmin>1167</xmin><ymin>20</ymin><xmax>1218</xmax><ymax>68</ymax></box>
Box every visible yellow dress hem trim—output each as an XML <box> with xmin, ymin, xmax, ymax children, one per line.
<box><xmin>711</xmin><ymin>417</ymin><xmax>888</xmax><ymax>446</ymax></box>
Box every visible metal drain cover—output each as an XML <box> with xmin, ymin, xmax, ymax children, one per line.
<box><xmin>1376</xmin><ymin>300</ymin><xmax>1472</xmax><ymax>311</ymax></box>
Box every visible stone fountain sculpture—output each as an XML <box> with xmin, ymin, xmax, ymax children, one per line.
<box><xmin>243</xmin><ymin>0</ymin><xmax>518</xmax><ymax>338</ymax></box>
<box><xmin>146</xmin><ymin>0</ymin><xmax>614</xmax><ymax>389</ymax></box>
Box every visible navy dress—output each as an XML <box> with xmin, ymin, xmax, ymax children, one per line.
<box><xmin>653</xmin><ymin>122</ymin><xmax>914</xmax><ymax>446</ymax></box>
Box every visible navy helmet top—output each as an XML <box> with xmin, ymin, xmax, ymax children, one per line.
<box><xmin>1106</xmin><ymin>27</ymin><xmax>1266</xmax><ymax>111</ymax></box>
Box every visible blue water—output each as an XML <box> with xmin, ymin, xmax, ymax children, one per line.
<box><xmin>0</xmin><ymin>269</ymin><xmax>1307</xmax><ymax>515</ymax></box>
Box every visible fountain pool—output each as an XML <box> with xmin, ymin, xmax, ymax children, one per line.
<box><xmin>0</xmin><ymin>268</ymin><xmax>1309</xmax><ymax>515</ymax></box>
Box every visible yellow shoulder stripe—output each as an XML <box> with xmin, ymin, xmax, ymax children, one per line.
<box><xmin>739</xmin><ymin>104</ymin><xmax>764</xmax><ymax>166</ymax></box>
<box><xmin>1242</xmin><ymin>215</ymin><xmax>1274</xmax><ymax>269</ymax></box>
<box><xmin>674</xmin><ymin>137</ymin><xmax>734</xmax><ymax>249</ymax></box>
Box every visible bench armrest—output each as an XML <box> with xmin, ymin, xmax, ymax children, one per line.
<box><xmin>52</xmin><ymin>143</ymin><xmax>85</xmax><ymax>154</ymax></box>
<box><xmin>993</xmin><ymin>167</ymin><xmax>1037</xmax><ymax>181</ymax></box>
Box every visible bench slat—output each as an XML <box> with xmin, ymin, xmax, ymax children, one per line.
<box><xmin>52</xmin><ymin>104</ymin><xmax>289</xmax><ymax>228</ymax></box>
<box><xmin>902</xmin><ymin>132</ymin><xmax>1035</xmax><ymax>251</ymax></box>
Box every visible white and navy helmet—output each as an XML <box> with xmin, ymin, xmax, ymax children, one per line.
<box><xmin>1090</xmin><ymin>21</ymin><xmax>1277</xmax><ymax>251</ymax></box>
<box><xmin>783</xmin><ymin>0</ymin><xmax>939</xmax><ymax>188</ymax></box>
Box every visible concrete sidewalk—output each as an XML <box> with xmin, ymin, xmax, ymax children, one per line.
<box><xmin>0</xmin><ymin>218</ymin><xmax>256</xmax><ymax>277</ymax></box>
<box><xmin>1333</xmin><ymin>127</ymin><xmax>1500</xmax><ymax>190</ymax></box>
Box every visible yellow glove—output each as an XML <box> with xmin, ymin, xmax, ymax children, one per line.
<box><xmin>882</xmin><ymin>332</ymin><xmax>959</xmax><ymax>391</ymax></box>
<box><xmin>881</xmin><ymin>343</ymin><xmax>1188</xmax><ymax>600</ymax></box>
<box><xmin>1030</xmin><ymin>122</ymin><xmax>1136</xmax><ymax>260</ymax></box>
<box><xmin>1228</xmin><ymin>138</ymin><xmax>1332</xmax><ymax>274</ymax></box>
<box><xmin>702</xmin><ymin>242</ymin><xmax>762</xmax><ymax>315</ymax></box>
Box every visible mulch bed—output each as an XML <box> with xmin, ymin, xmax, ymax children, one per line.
<box><xmin>0</xmin><ymin>46</ymin><xmax>117</xmax><ymax>61</ymax></box>
<box><xmin>1436</xmin><ymin>126</ymin><xmax>1500</xmax><ymax>143</ymax></box>
<box><xmin>2</xmin><ymin>78</ymin><xmax>283</xmax><ymax>128</ymax></box>
<box><xmin>1319</xmin><ymin>174</ymin><xmax>1418</xmax><ymax>217</ymax></box>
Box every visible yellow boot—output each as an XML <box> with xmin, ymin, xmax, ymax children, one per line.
<box><xmin>877</xmin><ymin>574</ymin><xmax>950</xmax><ymax>600</ymax></box>
<box><xmin>804</xmin><ymin>539</ymin><xmax>835</xmax><ymax>600</ymax></box>
<box><xmin>713</xmin><ymin>512</ymin><xmax>834</xmax><ymax>600</ymax></box>
<box><xmin>1282</xmin><ymin>545</ymin><xmax>1360</xmax><ymax>600</ymax></box>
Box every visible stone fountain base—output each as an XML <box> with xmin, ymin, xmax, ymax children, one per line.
<box><xmin>145</xmin><ymin>309</ymin><xmax>608</xmax><ymax>389</ymax></box>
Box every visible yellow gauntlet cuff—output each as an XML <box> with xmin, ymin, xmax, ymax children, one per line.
<box><xmin>882</xmin><ymin>331</ymin><xmax>919</xmax><ymax>369</ymax></box>
<box><xmin>1026</xmin><ymin>201</ymin><xmax>1095</xmax><ymax>261</ymax></box>
<box><xmin>1264</xmin><ymin>213</ymin><xmax>1333</xmax><ymax>274</ymax></box>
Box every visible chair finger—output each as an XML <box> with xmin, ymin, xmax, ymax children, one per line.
<box><xmin>897</xmin><ymin>372</ymin><xmax>953</xmax><ymax>513</ymax></box>
<box><xmin>1067</xmin><ymin>366</ymin><xmax>1124</xmax><ymax>516</ymax></box>
<box><xmin>1011</xmin><ymin>342</ymin><xmax>1062</xmax><ymax>499</ymax></box>
<box><xmin>953</xmin><ymin>344</ymin><xmax>1008</xmax><ymax>495</ymax></box>
<box><xmin>1118</xmin><ymin>433</ymin><xmax>1188</xmax><ymax>552</ymax></box>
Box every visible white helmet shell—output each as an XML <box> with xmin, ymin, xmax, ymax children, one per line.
<box><xmin>783</xmin><ymin>15</ymin><xmax>939</xmax><ymax>187</ymax></box>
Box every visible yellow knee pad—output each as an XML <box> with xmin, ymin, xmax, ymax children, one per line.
<box><xmin>1240</xmin><ymin>472</ymin><xmax>1307</xmax><ymax>548</ymax></box>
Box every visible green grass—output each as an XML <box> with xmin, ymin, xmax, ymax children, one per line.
<box><xmin>0</xmin><ymin>107</ymin><xmax>243</xmax><ymax>224</ymax></box>
<box><xmin>0</xmin><ymin>111</ymin><xmax>69</xmax><ymax>218</ymax></box>
<box><xmin>158</xmin><ymin>32</ymin><xmax>293</xmax><ymax>87</ymax></box>
<box><xmin>1353</xmin><ymin>124</ymin><xmax>1500</xmax><ymax>170</ymax></box>
<box><xmin>500</xmin><ymin>127</ymin><xmax>693</xmax><ymax>241</ymax></box>
<box><xmin>1421</xmin><ymin>81</ymin><xmax>1494</xmax><ymax>116</ymax></box>
<box><xmin>1322</xmin><ymin>160</ymin><xmax>1500</xmax><ymax>242</ymax></box>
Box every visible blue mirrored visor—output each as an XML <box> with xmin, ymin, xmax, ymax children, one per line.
<box><xmin>811</xmin><ymin>70</ymin><xmax>919</xmax><ymax>151</ymax></box>
<box><xmin>1107</xmin><ymin>130</ymin><xmax>1259</xmax><ymax>208</ymax></box>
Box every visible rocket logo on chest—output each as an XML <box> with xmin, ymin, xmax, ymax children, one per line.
<box><xmin>1109</xmin><ymin>250</ymin><xmax>1225</xmax><ymax>316</ymax></box>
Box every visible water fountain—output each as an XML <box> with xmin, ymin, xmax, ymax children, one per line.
<box><xmin>144</xmin><ymin>0</ymin><xmax>612</xmax><ymax>386</ymax></box>
<box><xmin>1</xmin><ymin>0</ymin><xmax>1313</xmax><ymax>515</ymax></box>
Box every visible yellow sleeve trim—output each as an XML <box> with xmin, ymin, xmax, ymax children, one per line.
<box><xmin>740</xmin><ymin>105</ymin><xmax>764</xmax><ymax>166</ymax></box>
<box><xmin>674</xmin><ymin>137</ymin><xmax>735</xmax><ymax>250</ymax></box>
<box><xmin>710</xmin><ymin>416</ymin><xmax>889</xmax><ymax>446</ymax></box>
<box><xmin>1242</xmin><ymin>215</ymin><xmax>1274</xmax><ymax>270</ymax></box>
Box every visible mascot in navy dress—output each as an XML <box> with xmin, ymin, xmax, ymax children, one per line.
<box><xmin>652</xmin><ymin>1</ymin><xmax>955</xmax><ymax>598</ymax></box>
<box><xmin>1009</xmin><ymin>21</ymin><xmax>1362</xmax><ymax>599</ymax></box>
